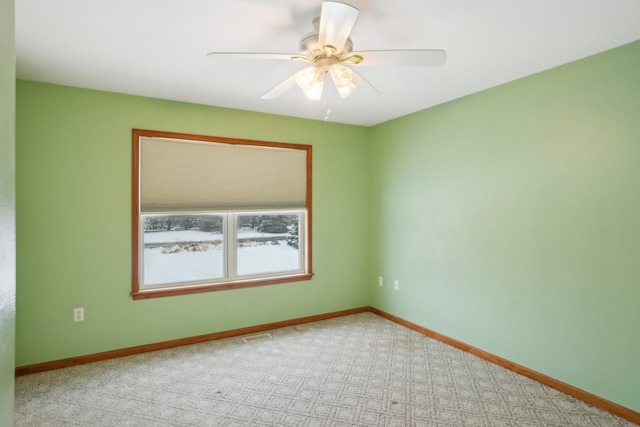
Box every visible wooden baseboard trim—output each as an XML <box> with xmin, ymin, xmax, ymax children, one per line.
<box><xmin>14</xmin><ymin>306</ymin><xmax>370</xmax><ymax>377</ymax></box>
<box><xmin>369</xmin><ymin>307</ymin><xmax>640</xmax><ymax>425</ymax></box>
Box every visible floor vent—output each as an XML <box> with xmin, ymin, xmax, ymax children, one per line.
<box><xmin>242</xmin><ymin>333</ymin><xmax>273</xmax><ymax>343</ymax></box>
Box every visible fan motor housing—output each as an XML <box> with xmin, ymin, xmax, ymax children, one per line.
<box><xmin>299</xmin><ymin>22</ymin><xmax>354</xmax><ymax>57</ymax></box>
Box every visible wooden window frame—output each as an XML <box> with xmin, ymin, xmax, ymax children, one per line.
<box><xmin>131</xmin><ymin>129</ymin><xmax>313</xmax><ymax>300</ymax></box>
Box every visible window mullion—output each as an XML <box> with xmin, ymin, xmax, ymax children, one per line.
<box><xmin>225</xmin><ymin>213</ymin><xmax>237</xmax><ymax>280</ymax></box>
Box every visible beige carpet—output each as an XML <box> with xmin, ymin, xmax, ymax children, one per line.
<box><xmin>14</xmin><ymin>312</ymin><xmax>636</xmax><ymax>426</ymax></box>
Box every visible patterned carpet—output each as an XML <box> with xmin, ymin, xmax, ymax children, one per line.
<box><xmin>14</xmin><ymin>312</ymin><xmax>636</xmax><ymax>426</ymax></box>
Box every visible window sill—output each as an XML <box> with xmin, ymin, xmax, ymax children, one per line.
<box><xmin>131</xmin><ymin>273</ymin><xmax>313</xmax><ymax>300</ymax></box>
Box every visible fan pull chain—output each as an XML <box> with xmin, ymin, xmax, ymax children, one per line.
<box><xmin>324</xmin><ymin>77</ymin><xmax>331</xmax><ymax>122</ymax></box>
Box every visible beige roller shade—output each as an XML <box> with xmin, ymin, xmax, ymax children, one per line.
<box><xmin>140</xmin><ymin>137</ymin><xmax>308</xmax><ymax>212</ymax></box>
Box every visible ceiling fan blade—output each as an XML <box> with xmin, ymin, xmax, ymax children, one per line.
<box><xmin>352</xmin><ymin>50</ymin><xmax>447</xmax><ymax>67</ymax></box>
<box><xmin>350</xmin><ymin>68</ymin><xmax>380</xmax><ymax>95</ymax></box>
<box><xmin>206</xmin><ymin>52</ymin><xmax>296</xmax><ymax>61</ymax></box>
<box><xmin>260</xmin><ymin>74</ymin><xmax>298</xmax><ymax>100</ymax></box>
<box><xmin>318</xmin><ymin>1</ymin><xmax>359</xmax><ymax>53</ymax></box>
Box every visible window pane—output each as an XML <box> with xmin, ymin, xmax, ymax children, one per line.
<box><xmin>142</xmin><ymin>214</ymin><xmax>224</xmax><ymax>286</ymax></box>
<box><xmin>236</xmin><ymin>213</ymin><xmax>301</xmax><ymax>276</ymax></box>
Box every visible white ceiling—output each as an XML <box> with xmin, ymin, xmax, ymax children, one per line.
<box><xmin>15</xmin><ymin>0</ymin><xmax>640</xmax><ymax>126</ymax></box>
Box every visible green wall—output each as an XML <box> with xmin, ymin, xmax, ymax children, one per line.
<box><xmin>369</xmin><ymin>40</ymin><xmax>640</xmax><ymax>412</ymax></box>
<box><xmin>0</xmin><ymin>0</ymin><xmax>16</xmax><ymax>424</ymax></box>
<box><xmin>15</xmin><ymin>81</ymin><xmax>370</xmax><ymax>366</ymax></box>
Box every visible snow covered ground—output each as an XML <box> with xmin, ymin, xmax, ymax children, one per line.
<box><xmin>143</xmin><ymin>229</ymin><xmax>287</xmax><ymax>244</ymax></box>
<box><xmin>143</xmin><ymin>230</ymin><xmax>299</xmax><ymax>285</ymax></box>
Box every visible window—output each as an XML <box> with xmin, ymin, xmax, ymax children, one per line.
<box><xmin>132</xmin><ymin>129</ymin><xmax>312</xmax><ymax>299</ymax></box>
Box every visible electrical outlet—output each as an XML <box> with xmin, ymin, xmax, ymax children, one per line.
<box><xmin>394</xmin><ymin>280</ymin><xmax>399</xmax><ymax>291</ymax></box>
<box><xmin>378</xmin><ymin>276</ymin><xmax>383</xmax><ymax>287</ymax></box>
<box><xmin>74</xmin><ymin>307</ymin><xmax>84</xmax><ymax>322</ymax></box>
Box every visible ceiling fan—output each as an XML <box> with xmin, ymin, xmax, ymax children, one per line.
<box><xmin>206</xmin><ymin>1</ymin><xmax>446</xmax><ymax>101</ymax></box>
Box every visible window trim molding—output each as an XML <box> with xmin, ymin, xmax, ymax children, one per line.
<box><xmin>131</xmin><ymin>129</ymin><xmax>313</xmax><ymax>300</ymax></box>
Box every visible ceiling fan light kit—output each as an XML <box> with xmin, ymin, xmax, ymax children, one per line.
<box><xmin>206</xmin><ymin>1</ymin><xmax>446</xmax><ymax>104</ymax></box>
<box><xmin>295</xmin><ymin>59</ymin><xmax>356</xmax><ymax>100</ymax></box>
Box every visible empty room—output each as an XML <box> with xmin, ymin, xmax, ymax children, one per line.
<box><xmin>1</xmin><ymin>0</ymin><xmax>640</xmax><ymax>425</ymax></box>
